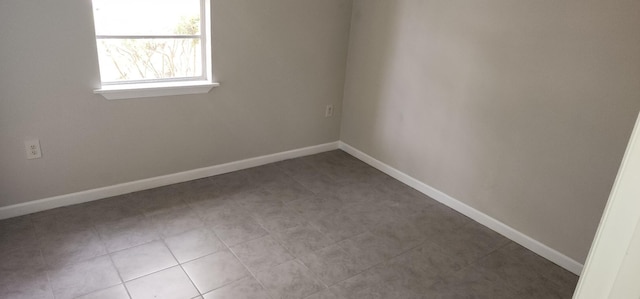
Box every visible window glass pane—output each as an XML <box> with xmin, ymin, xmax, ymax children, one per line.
<box><xmin>93</xmin><ymin>0</ymin><xmax>201</xmax><ymax>36</ymax></box>
<box><xmin>96</xmin><ymin>38</ymin><xmax>202</xmax><ymax>82</ymax></box>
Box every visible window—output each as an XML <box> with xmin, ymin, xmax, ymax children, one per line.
<box><xmin>91</xmin><ymin>0</ymin><xmax>217</xmax><ymax>99</ymax></box>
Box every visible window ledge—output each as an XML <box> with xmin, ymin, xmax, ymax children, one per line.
<box><xmin>94</xmin><ymin>81</ymin><xmax>219</xmax><ymax>100</ymax></box>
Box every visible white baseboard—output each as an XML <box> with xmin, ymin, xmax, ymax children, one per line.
<box><xmin>0</xmin><ymin>141</ymin><xmax>340</xmax><ymax>220</ymax></box>
<box><xmin>338</xmin><ymin>141</ymin><xmax>584</xmax><ymax>275</ymax></box>
<box><xmin>0</xmin><ymin>139</ymin><xmax>583</xmax><ymax>275</ymax></box>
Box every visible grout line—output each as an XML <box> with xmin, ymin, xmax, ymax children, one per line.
<box><xmin>29</xmin><ymin>213</ymin><xmax>57</xmax><ymax>299</ymax></box>
<box><xmin>293</xmin><ymin>259</ymin><xmax>330</xmax><ymax>293</ymax></box>
<box><xmin>274</xmin><ymin>153</ymin><xmax>441</xmax><ymax>290</ymax></box>
<box><xmin>188</xmin><ymin>191</ymin><xmax>270</xmax><ymax>295</ymax></box>
<box><xmin>108</xmin><ymin>240</ymin><xmax>178</xmax><ymax>281</ymax></box>
<box><xmin>223</xmin><ymin>238</ymin><xmax>276</xmax><ymax>299</ymax></box>
<box><xmin>79</xmin><ymin>224</ymin><xmax>131</xmax><ymax>298</ymax></box>
<box><xmin>105</xmin><ymin>253</ymin><xmax>134</xmax><ymax>299</ymax></box>
<box><xmin>161</xmin><ymin>238</ymin><xmax>203</xmax><ymax>297</ymax></box>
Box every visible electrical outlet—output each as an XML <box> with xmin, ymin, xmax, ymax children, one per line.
<box><xmin>325</xmin><ymin>105</ymin><xmax>334</xmax><ymax>117</ymax></box>
<box><xmin>25</xmin><ymin>139</ymin><xmax>42</xmax><ymax>159</ymax></box>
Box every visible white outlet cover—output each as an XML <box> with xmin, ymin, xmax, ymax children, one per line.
<box><xmin>25</xmin><ymin>139</ymin><xmax>42</xmax><ymax>159</ymax></box>
<box><xmin>325</xmin><ymin>105</ymin><xmax>334</xmax><ymax>117</ymax></box>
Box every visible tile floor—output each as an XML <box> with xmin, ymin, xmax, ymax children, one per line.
<box><xmin>0</xmin><ymin>150</ymin><xmax>578</xmax><ymax>299</ymax></box>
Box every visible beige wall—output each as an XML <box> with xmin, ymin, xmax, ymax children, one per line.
<box><xmin>3</xmin><ymin>0</ymin><xmax>639</xmax><ymax>265</ymax></box>
<box><xmin>340</xmin><ymin>0</ymin><xmax>640</xmax><ymax>263</ymax></box>
<box><xmin>0</xmin><ymin>0</ymin><xmax>352</xmax><ymax>206</ymax></box>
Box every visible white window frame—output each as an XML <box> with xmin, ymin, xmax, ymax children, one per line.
<box><xmin>92</xmin><ymin>0</ymin><xmax>218</xmax><ymax>100</ymax></box>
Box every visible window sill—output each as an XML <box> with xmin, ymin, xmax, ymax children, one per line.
<box><xmin>94</xmin><ymin>81</ymin><xmax>220</xmax><ymax>100</ymax></box>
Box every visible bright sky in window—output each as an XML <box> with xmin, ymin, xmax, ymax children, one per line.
<box><xmin>92</xmin><ymin>0</ymin><xmax>201</xmax><ymax>36</ymax></box>
<box><xmin>92</xmin><ymin>0</ymin><xmax>205</xmax><ymax>83</ymax></box>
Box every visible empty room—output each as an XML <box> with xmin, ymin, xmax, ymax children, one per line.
<box><xmin>1</xmin><ymin>0</ymin><xmax>639</xmax><ymax>298</ymax></box>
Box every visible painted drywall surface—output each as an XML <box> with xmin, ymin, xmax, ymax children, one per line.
<box><xmin>0</xmin><ymin>0</ymin><xmax>352</xmax><ymax>206</ymax></box>
<box><xmin>340</xmin><ymin>0</ymin><xmax>640</xmax><ymax>262</ymax></box>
